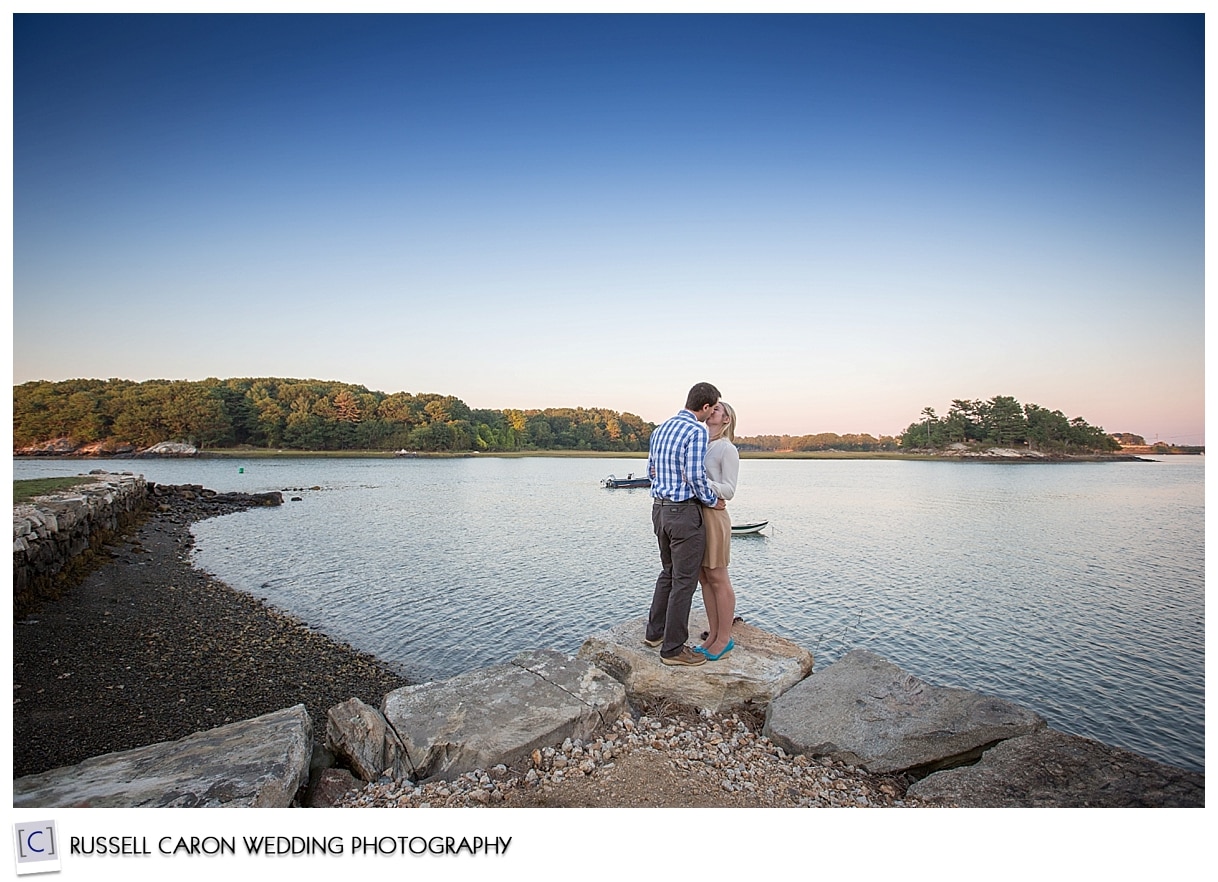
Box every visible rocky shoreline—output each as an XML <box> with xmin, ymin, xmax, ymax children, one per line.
<box><xmin>12</xmin><ymin>490</ymin><xmax>409</xmax><ymax>778</ymax></box>
<box><xmin>900</xmin><ymin>443</ymin><xmax>1152</xmax><ymax>462</ymax></box>
<box><xmin>11</xmin><ymin>488</ymin><xmax>936</xmax><ymax>808</ymax></box>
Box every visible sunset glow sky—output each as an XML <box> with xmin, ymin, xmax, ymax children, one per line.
<box><xmin>11</xmin><ymin>12</ymin><xmax>1205</xmax><ymax>443</ymax></box>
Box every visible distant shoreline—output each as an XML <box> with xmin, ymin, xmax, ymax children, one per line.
<box><xmin>13</xmin><ymin>448</ymin><xmax>1177</xmax><ymax>463</ymax></box>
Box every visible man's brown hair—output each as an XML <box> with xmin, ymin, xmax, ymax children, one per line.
<box><xmin>685</xmin><ymin>382</ymin><xmax>721</xmax><ymax>412</ymax></box>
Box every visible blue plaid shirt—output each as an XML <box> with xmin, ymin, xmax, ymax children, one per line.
<box><xmin>648</xmin><ymin>409</ymin><xmax>718</xmax><ymax>506</ymax></box>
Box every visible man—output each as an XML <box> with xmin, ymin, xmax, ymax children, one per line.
<box><xmin>645</xmin><ymin>381</ymin><xmax>724</xmax><ymax>666</ymax></box>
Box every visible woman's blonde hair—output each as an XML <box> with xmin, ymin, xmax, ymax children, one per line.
<box><xmin>718</xmin><ymin>401</ymin><xmax>737</xmax><ymax>443</ymax></box>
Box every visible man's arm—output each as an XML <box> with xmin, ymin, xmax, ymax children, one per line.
<box><xmin>684</xmin><ymin>427</ymin><xmax>719</xmax><ymax>507</ymax></box>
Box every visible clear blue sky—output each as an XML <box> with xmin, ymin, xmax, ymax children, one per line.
<box><xmin>10</xmin><ymin>12</ymin><xmax>1206</xmax><ymax>443</ymax></box>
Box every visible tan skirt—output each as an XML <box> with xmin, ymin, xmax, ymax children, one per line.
<box><xmin>702</xmin><ymin>506</ymin><xmax>731</xmax><ymax>569</ymax></box>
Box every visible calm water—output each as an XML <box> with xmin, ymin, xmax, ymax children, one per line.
<box><xmin>13</xmin><ymin>455</ymin><xmax>1204</xmax><ymax>773</ymax></box>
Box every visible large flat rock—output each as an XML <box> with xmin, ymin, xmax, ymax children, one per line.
<box><xmin>908</xmin><ymin>728</ymin><xmax>1204</xmax><ymax>807</ymax></box>
<box><xmin>763</xmin><ymin>649</ymin><xmax>1044</xmax><ymax>775</ymax></box>
<box><xmin>13</xmin><ymin>705</ymin><xmax>313</xmax><ymax>808</ymax></box>
<box><xmin>381</xmin><ymin>649</ymin><xmax>627</xmax><ymax>782</ymax></box>
<box><xmin>576</xmin><ymin>613</ymin><xmax>813</xmax><ymax>713</ymax></box>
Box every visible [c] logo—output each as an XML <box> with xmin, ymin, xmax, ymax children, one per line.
<box><xmin>12</xmin><ymin>820</ymin><xmax>61</xmax><ymax>876</ymax></box>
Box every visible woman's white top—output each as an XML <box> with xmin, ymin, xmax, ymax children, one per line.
<box><xmin>705</xmin><ymin>437</ymin><xmax>740</xmax><ymax>501</ymax></box>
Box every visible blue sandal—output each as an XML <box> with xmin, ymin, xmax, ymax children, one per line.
<box><xmin>701</xmin><ymin>638</ymin><xmax>734</xmax><ymax>661</ymax></box>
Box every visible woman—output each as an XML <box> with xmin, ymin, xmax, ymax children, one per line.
<box><xmin>697</xmin><ymin>401</ymin><xmax>740</xmax><ymax>661</ymax></box>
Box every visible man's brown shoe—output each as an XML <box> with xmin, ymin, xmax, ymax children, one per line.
<box><xmin>643</xmin><ymin>636</ymin><xmax>663</xmax><ymax>647</ymax></box>
<box><xmin>660</xmin><ymin>646</ymin><xmax>706</xmax><ymax>666</ymax></box>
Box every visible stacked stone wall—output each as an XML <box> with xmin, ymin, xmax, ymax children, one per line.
<box><xmin>12</xmin><ymin>472</ymin><xmax>148</xmax><ymax>617</ymax></box>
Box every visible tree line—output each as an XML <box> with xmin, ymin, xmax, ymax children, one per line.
<box><xmin>12</xmin><ymin>378</ymin><xmax>654</xmax><ymax>453</ymax></box>
<box><xmin>12</xmin><ymin>380</ymin><xmax>1126</xmax><ymax>456</ymax></box>
<box><xmin>898</xmin><ymin>396</ymin><xmax>1120</xmax><ymax>452</ymax></box>
<box><xmin>736</xmin><ymin>432</ymin><xmax>899</xmax><ymax>452</ymax></box>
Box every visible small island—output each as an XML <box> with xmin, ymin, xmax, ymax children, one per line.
<box><xmin>892</xmin><ymin>395</ymin><xmax>1199</xmax><ymax>460</ymax></box>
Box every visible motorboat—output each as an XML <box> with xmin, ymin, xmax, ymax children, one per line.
<box><xmin>601</xmin><ymin>473</ymin><xmax>651</xmax><ymax>489</ymax></box>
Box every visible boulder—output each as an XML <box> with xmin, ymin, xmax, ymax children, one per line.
<box><xmin>325</xmin><ymin>696</ymin><xmax>411</xmax><ymax>782</ymax></box>
<box><xmin>763</xmin><ymin>649</ymin><xmax>1045</xmax><ymax>775</ymax></box>
<box><xmin>13</xmin><ymin>705</ymin><xmax>312</xmax><ymax>808</ymax></box>
<box><xmin>576</xmin><ymin>612</ymin><xmax>813</xmax><ymax>713</ymax></box>
<box><xmin>908</xmin><ymin>728</ymin><xmax>1204</xmax><ymax>807</ymax></box>
<box><xmin>381</xmin><ymin>649</ymin><xmax>627</xmax><ymax>782</ymax></box>
<box><xmin>304</xmin><ymin>767</ymin><xmax>363</xmax><ymax>808</ymax></box>
<box><xmin>137</xmin><ymin>441</ymin><xmax>198</xmax><ymax>457</ymax></box>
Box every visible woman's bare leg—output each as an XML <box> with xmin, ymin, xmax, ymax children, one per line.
<box><xmin>699</xmin><ymin>565</ymin><xmax>720</xmax><ymax>649</ymax></box>
<box><xmin>702</xmin><ymin>567</ymin><xmax>736</xmax><ymax>655</ymax></box>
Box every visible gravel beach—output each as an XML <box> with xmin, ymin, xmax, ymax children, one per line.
<box><xmin>12</xmin><ymin>491</ymin><xmax>410</xmax><ymax>779</ymax></box>
<box><xmin>337</xmin><ymin>705</ymin><xmax>936</xmax><ymax>808</ymax></box>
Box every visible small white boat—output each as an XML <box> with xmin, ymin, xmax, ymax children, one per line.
<box><xmin>731</xmin><ymin>521</ymin><xmax>768</xmax><ymax>536</ymax></box>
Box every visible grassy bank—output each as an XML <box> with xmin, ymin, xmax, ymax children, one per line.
<box><xmin>739</xmin><ymin>450</ymin><xmax>913</xmax><ymax>460</ymax></box>
<box><xmin>19</xmin><ymin>448</ymin><xmax>1148</xmax><ymax>467</ymax></box>
<box><xmin>13</xmin><ymin>476</ymin><xmax>103</xmax><ymax>503</ymax></box>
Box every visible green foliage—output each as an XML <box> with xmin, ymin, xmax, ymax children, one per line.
<box><xmin>899</xmin><ymin>396</ymin><xmax>1120</xmax><ymax>453</ymax></box>
<box><xmin>736</xmin><ymin>432</ymin><xmax>900</xmax><ymax>452</ymax></box>
<box><xmin>12</xmin><ymin>378</ymin><xmax>657</xmax><ymax>454</ymax></box>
